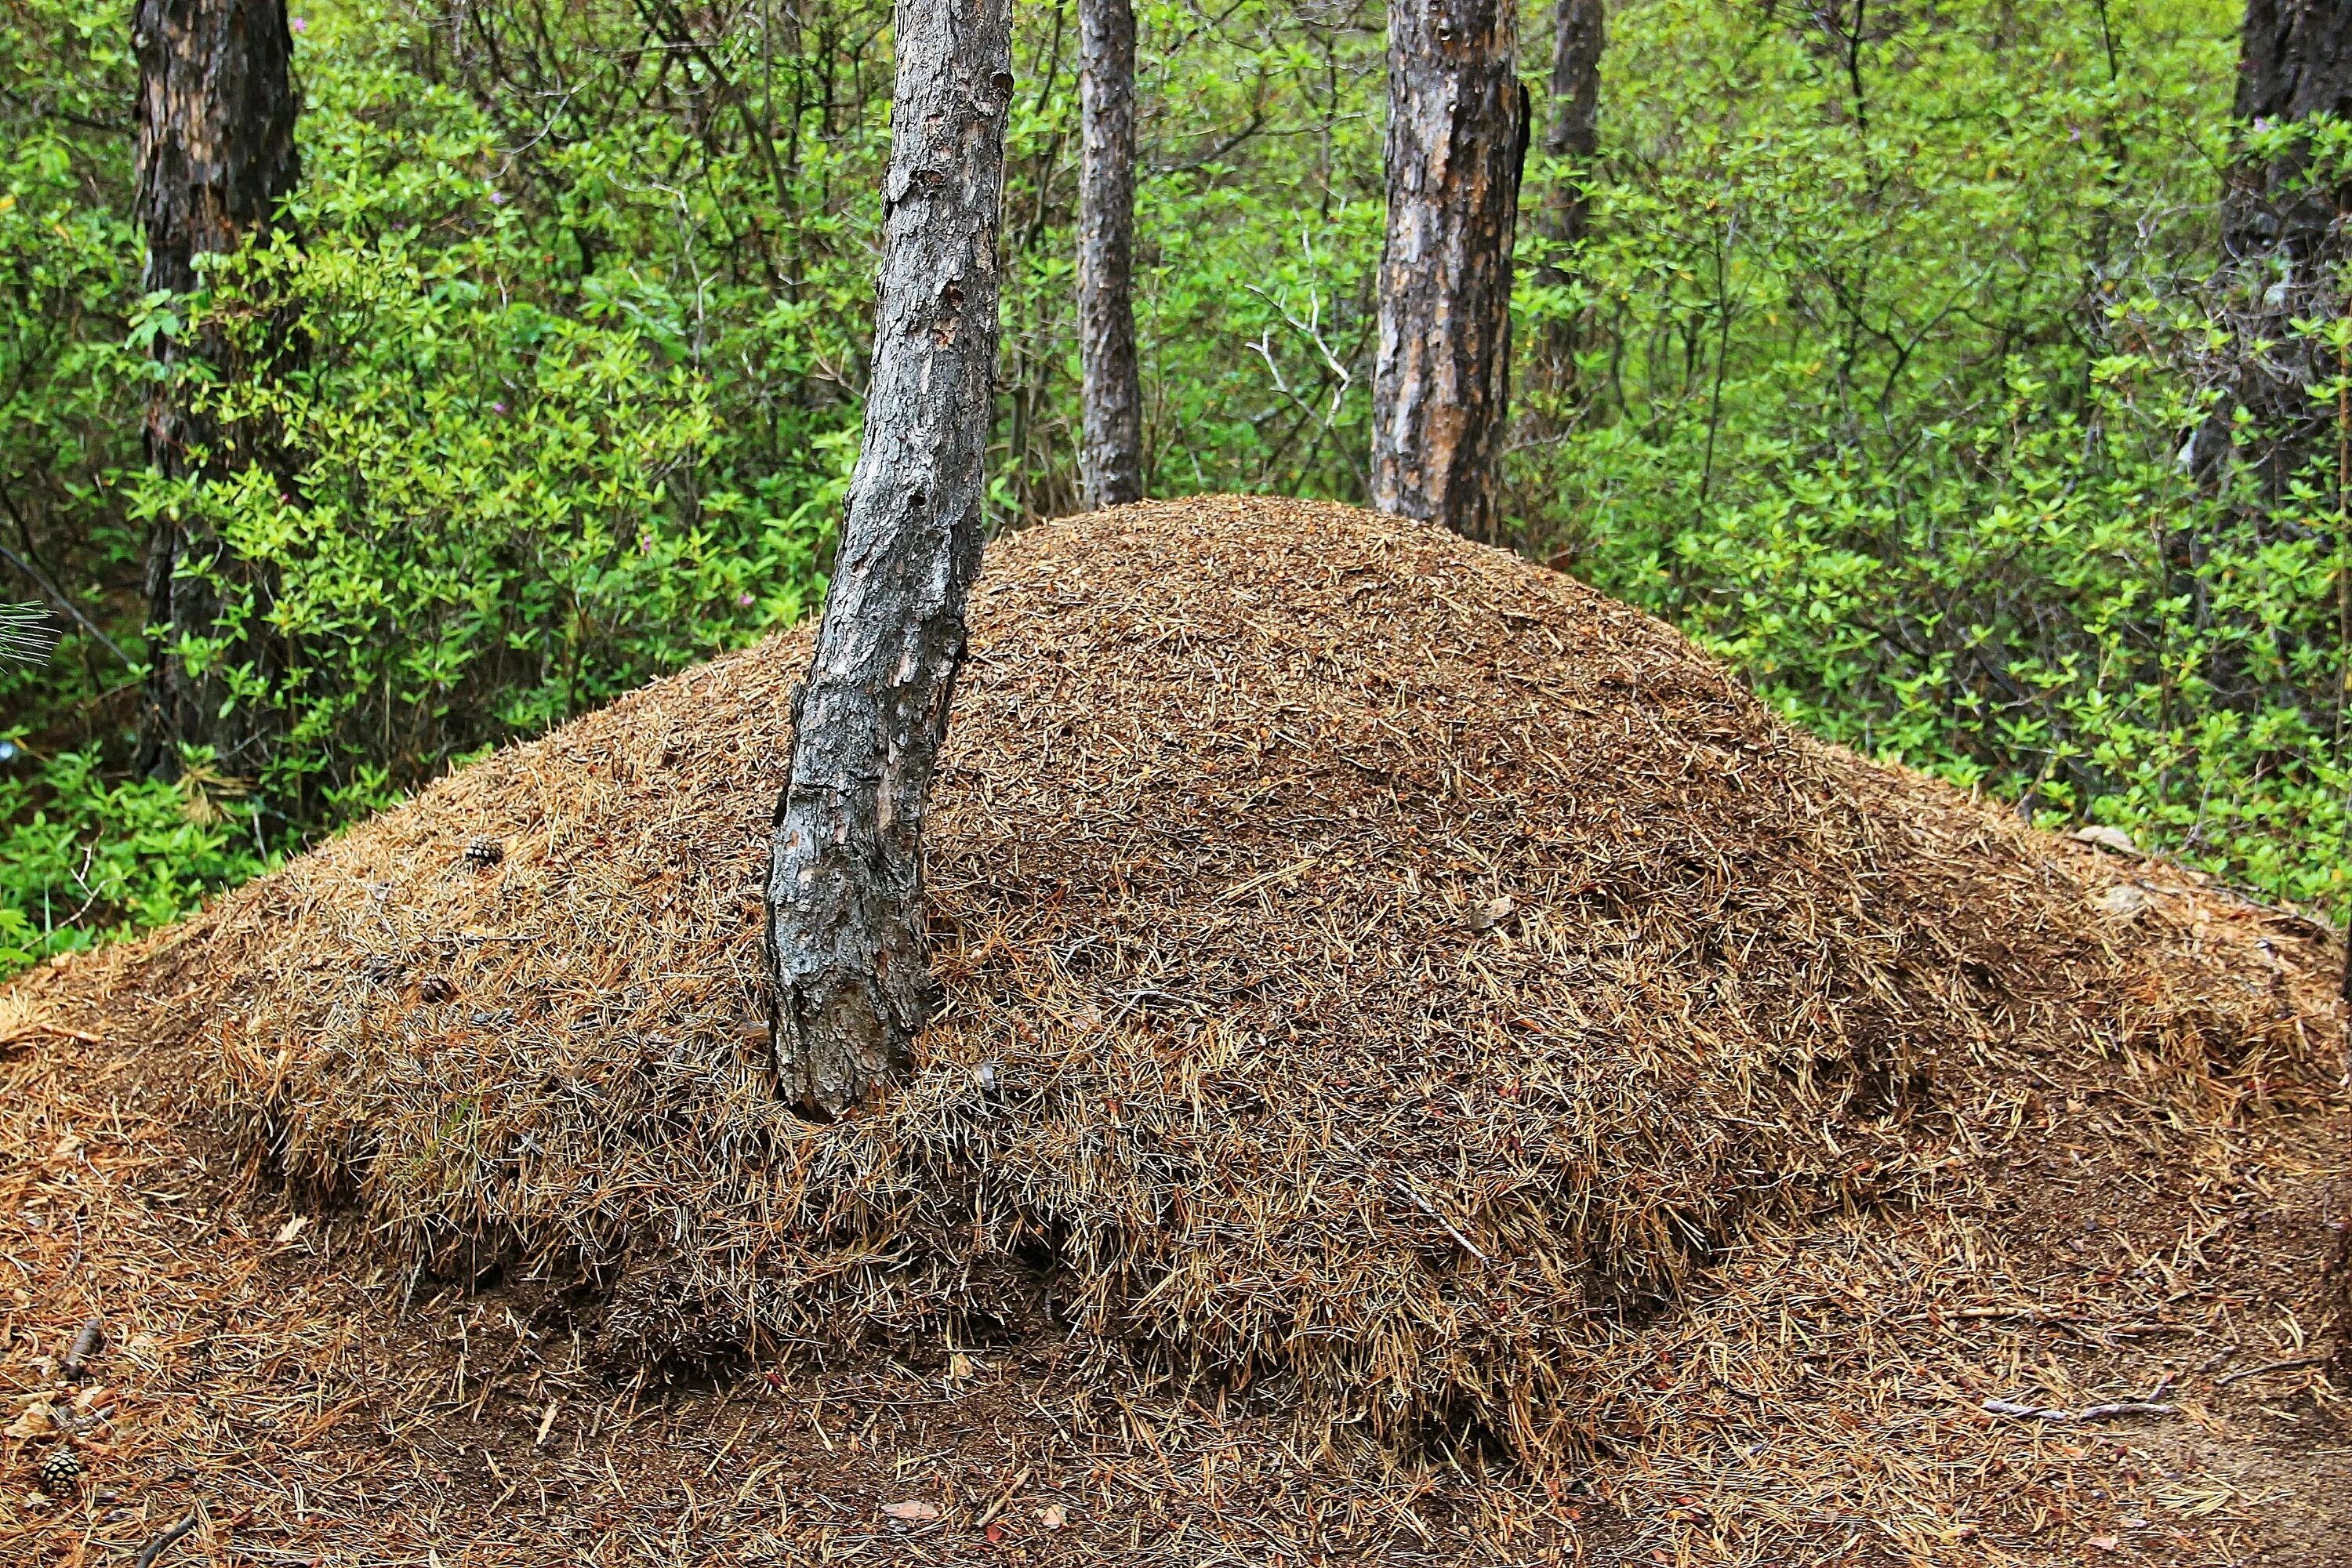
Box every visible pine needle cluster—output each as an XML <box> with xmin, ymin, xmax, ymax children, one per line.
<box><xmin>0</xmin><ymin>602</ymin><xmax>59</xmax><ymax>666</ymax></box>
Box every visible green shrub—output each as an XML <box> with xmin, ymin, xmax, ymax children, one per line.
<box><xmin>1512</xmin><ymin>0</ymin><xmax>2352</xmax><ymax>910</ymax></box>
<box><xmin>0</xmin><ymin>741</ymin><xmax>268</xmax><ymax>968</ymax></box>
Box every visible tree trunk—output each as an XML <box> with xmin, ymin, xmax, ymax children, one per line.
<box><xmin>2225</xmin><ymin>0</ymin><xmax>2352</xmax><ymax>262</ymax></box>
<box><xmin>1537</xmin><ymin>0</ymin><xmax>1602</xmax><ymax>275</ymax></box>
<box><xmin>1530</xmin><ymin>0</ymin><xmax>1602</xmax><ymax>387</ymax></box>
<box><xmin>1371</xmin><ymin>0</ymin><xmax>1528</xmax><ymax>546</ymax></box>
<box><xmin>1077</xmin><ymin>0</ymin><xmax>1144</xmax><ymax>509</ymax></box>
<box><xmin>765</xmin><ymin>0</ymin><xmax>1014</xmax><ymax>1117</ymax></box>
<box><xmin>131</xmin><ymin>0</ymin><xmax>300</xmax><ymax>779</ymax></box>
<box><xmin>2201</xmin><ymin>0</ymin><xmax>2352</xmax><ymax>498</ymax></box>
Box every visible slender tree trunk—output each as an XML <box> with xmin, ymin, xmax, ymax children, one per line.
<box><xmin>1371</xmin><ymin>0</ymin><xmax>1528</xmax><ymax>546</ymax></box>
<box><xmin>1536</xmin><ymin>0</ymin><xmax>1602</xmax><ymax>277</ymax></box>
<box><xmin>2198</xmin><ymin>0</ymin><xmax>2352</xmax><ymax>496</ymax></box>
<box><xmin>1077</xmin><ymin>0</ymin><xmax>1143</xmax><ymax>509</ymax></box>
<box><xmin>1532</xmin><ymin>0</ymin><xmax>1602</xmax><ymax>386</ymax></box>
<box><xmin>131</xmin><ymin>0</ymin><xmax>300</xmax><ymax>779</ymax></box>
<box><xmin>765</xmin><ymin>0</ymin><xmax>1014</xmax><ymax>1117</ymax></box>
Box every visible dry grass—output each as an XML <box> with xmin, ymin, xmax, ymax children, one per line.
<box><xmin>4</xmin><ymin>495</ymin><xmax>2349</xmax><ymax>1564</ymax></box>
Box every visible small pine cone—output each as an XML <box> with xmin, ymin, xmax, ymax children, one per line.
<box><xmin>36</xmin><ymin>1446</ymin><xmax>81</xmax><ymax>1490</ymax></box>
<box><xmin>463</xmin><ymin>836</ymin><xmax>504</xmax><ymax>869</ymax></box>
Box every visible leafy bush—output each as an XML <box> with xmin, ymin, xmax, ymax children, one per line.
<box><xmin>0</xmin><ymin>742</ymin><xmax>267</xmax><ymax>969</ymax></box>
<box><xmin>1512</xmin><ymin>0</ymin><xmax>2352</xmax><ymax>909</ymax></box>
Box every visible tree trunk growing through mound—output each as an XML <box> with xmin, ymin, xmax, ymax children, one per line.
<box><xmin>764</xmin><ymin>0</ymin><xmax>1014</xmax><ymax>1117</ymax></box>
<box><xmin>2198</xmin><ymin>0</ymin><xmax>2352</xmax><ymax>498</ymax></box>
<box><xmin>1078</xmin><ymin>0</ymin><xmax>1144</xmax><ymax>509</ymax></box>
<box><xmin>131</xmin><ymin>0</ymin><xmax>300</xmax><ymax>779</ymax></box>
<box><xmin>1372</xmin><ymin>0</ymin><xmax>1528</xmax><ymax>546</ymax></box>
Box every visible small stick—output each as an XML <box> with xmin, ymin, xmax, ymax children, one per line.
<box><xmin>1982</xmin><ymin>1396</ymin><xmax>2176</xmax><ymax>1422</ymax></box>
<box><xmin>2068</xmin><ymin>1399</ymin><xmax>2180</xmax><ymax>1421</ymax></box>
<box><xmin>134</xmin><ymin>1516</ymin><xmax>200</xmax><ymax>1568</ymax></box>
<box><xmin>61</xmin><ymin>1315</ymin><xmax>103</xmax><ymax>1380</ymax></box>
<box><xmin>971</xmin><ymin>1465</ymin><xmax>1033</xmax><ymax>1530</ymax></box>
<box><xmin>1</xmin><ymin>1022</ymin><xmax>107</xmax><ymax>1047</ymax></box>
<box><xmin>1324</xmin><ymin>1124</ymin><xmax>1491</xmax><ymax>1263</ymax></box>
<box><xmin>2216</xmin><ymin>1354</ymin><xmax>2328</xmax><ymax>1387</ymax></box>
<box><xmin>1214</xmin><ymin>855</ymin><xmax>1319</xmax><ymax>903</ymax></box>
<box><xmin>1389</xmin><ymin>1177</ymin><xmax>1491</xmax><ymax>1263</ymax></box>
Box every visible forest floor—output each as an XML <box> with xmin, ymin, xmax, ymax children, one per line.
<box><xmin>4</xmin><ymin>498</ymin><xmax>2349</xmax><ymax>1566</ymax></box>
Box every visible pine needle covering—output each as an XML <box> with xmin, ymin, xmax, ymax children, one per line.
<box><xmin>173</xmin><ymin>498</ymin><xmax>2312</xmax><ymax>1453</ymax></box>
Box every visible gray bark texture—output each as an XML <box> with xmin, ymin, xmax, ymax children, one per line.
<box><xmin>1371</xmin><ymin>0</ymin><xmax>1528</xmax><ymax>546</ymax></box>
<box><xmin>2226</xmin><ymin>0</ymin><xmax>2352</xmax><ymax>262</ymax></box>
<box><xmin>2201</xmin><ymin>0</ymin><xmax>2352</xmax><ymax>498</ymax></box>
<box><xmin>131</xmin><ymin>0</ymin><xmax>299</xmax><ymax>778</ymax></box>
<box><xmin>1530</xmin><ymin>0</ymin><xmax>1603</xmax><ymax>389</ymax></box>
<box><xmin>1537</xmin><ymin>0</ymin><xmax>1602</xmax><ymax>274</ymax></box>
<box><xmin>1077</xmin><ymin>0</ymin><xmax>1144</xmax><ymax>509</ymax></box>
<box><xmin>765</xmin><ymin>0</ymin><xmax>1014</xmax><ymax>1117</ymax></box>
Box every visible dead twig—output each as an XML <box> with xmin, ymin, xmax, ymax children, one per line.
<box><xmin>133</xmin><ymin>1515</ymin><xmax>201</xmax><ymax>1568</ymax></box>
<box><xmin>1981</xmin><ymin>1396</ymin><xmax>2177</xmax><ymax>1423</ymax></box>
<box><xmin>2215</xmin><ymin>1354</ymin><xmax>2328</xmax><ymax>1387</ymax></box>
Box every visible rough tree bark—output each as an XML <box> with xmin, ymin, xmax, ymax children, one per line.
<box><xmin>2226</xmin><ymin>0</ymin><xmax>2352</xmax><ymax>262</ymax></box>
<box><xmin>1371</xmin><ymin>0</ymin><xmax>1529</xmax><ymax>546</ymax></box>
<box><xmin>131</xmin><ymin>0</ymin><xmax>300</xmax><ymax>779</ymax></box>
<box><xmin>1536</xmin><ymin>0</ymin><xmax>1602</xmax><ymax>277</ymax></box>
<box><xmin>2200</xmin><ymin>0</ymin><xmax>2352</xmax><ymax>496</ymax></box>
<box><xmin>1077</xmin><ymin>0</ymin><xmax>1144</xmax><ymax>509</ymax></box>
<box><xmin>765</xmin><ymin>0</ymin><xmax>1014</xmax><ymax>1117</ymax></box>
<box><xmin>1530</xmin><ymin>0</ymin><xmax>1602</xmax><ymax>383</ymax></box>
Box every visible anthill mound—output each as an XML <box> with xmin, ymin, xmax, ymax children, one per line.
<box><xmin>85</xmin><ymin>496</ymin><xmax>2326</xmax><ymax>1454</ymax></box>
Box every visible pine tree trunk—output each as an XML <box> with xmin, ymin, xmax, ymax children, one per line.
<box><xmin>2225</xmin><ymin>0</ymin><xmax>2352</xmax><ymax>263</ymax></box>
<box><xmin>2201</xmin><ymin>0</ymin><xmax>2352</xmax><ymax>497</ymax></box>
<box><xmin>131</xmin><ymin>0</ymin><xmax>300</xmax><ymax>779</ymax></box>
<box><xmin>1372</xmin><ymin>0</ymin><xmax>1528</xmax><ymax>546</ymax></box>
<box><xmin>1077</xmin><ymin>0</ymin><xmax>1144</xmax><ymax>509</ymax></box>
<box><xmin>1537</xmin><ymin>0</ymin><xmax>1602</xmax><ymax>273</ymax></box>
<box><xmin>765</xmin><ymin>0</ymin><xmax>1014</xmax><ymax>1117</ymax></box>
<box><xmin>1530</xmin><ymin>0</ymin><xmax>1602</xmax><ymax>387</ymax></box>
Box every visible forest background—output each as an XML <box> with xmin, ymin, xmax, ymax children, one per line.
<box><xmin>1</xmin><ymin>0</ymin><xmax>2343</xmax><ymax>971</ymax></box>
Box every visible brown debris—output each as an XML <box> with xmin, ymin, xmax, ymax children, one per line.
<box><xmin>58</xmin><ymin>1316</ymin><xmax>100</xmax><ymax>1381</ymax></box>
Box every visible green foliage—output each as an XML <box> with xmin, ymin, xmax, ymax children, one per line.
<box><xmin>0</xmin><ymin>0</ymin><xmax>146</xmax><ymax>735</ymax></box>
<box><xmin>137</xmin><ymin>9</ymin><xmax>841</xmax><ymax>810</ymax></box>
<box><xmin>0</xmin><ymin>741</ymin><xmax>268</xmax><ymax>969</ymax></box>
<box><xmin>1513</xmin><ymin>0</ymin><xmax>2350</xmax><ymax>911</ymax></box>
<box><xmin>3</xmin><ymin>0</ymin><xmax>2348</xmax><ymax>977</ymax></box>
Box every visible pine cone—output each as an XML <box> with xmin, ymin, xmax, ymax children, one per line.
<box><xmin>463</xmin><ymin>836</ymin><xmax>504</xmax><ymax>869</ymax></box>
<box><xmin>36</xmin><ymin>1446</ymin><xmax>81</xmax><ymax>1490</ymax></box>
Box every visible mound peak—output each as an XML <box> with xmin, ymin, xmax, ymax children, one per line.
<box><xmin>119</xmin><ymin>495</ymin><xmax>2318</xmax><ymax>1452</ymax></box>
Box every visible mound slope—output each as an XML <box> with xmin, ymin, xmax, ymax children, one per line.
<box><xmin>103</xmin><ymin>496</ymin><xmax>2326</xmax><ymax>1451</ymax></box>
